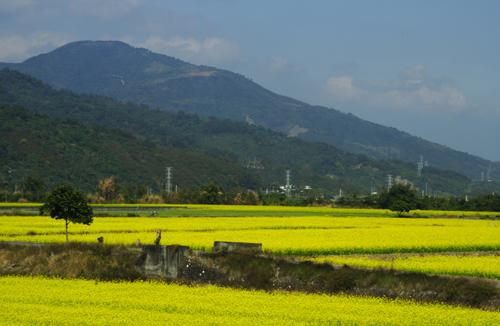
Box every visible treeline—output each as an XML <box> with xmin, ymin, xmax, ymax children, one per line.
<box><xmin>336</xmin><ymin>185</ymin><xmax>500</xmax><ymax>212</ymax></box>
<box><xmin>0</xmin><ymin>176</ymin><xmax>328</xmax><ymax>206</ymax></box>
<box><xmin>3</xmin><ymin>175</ymin><xmax>500</xmax><ymax>211</ymax></box>
<box><xmin>91</xmin><ymin>177</ymin><xmax>329</xmax><ymax>206</ymax></box>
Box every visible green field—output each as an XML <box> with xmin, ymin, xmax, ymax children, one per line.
<box><xmin>1</xmin><ymin>203</ymin><xmax>500</xmax><ymax>218</ymax></box>
<box><xmin>0</xmin><ymin>276</ymin><xmax>497</xmax><ymax>325</ymax></box>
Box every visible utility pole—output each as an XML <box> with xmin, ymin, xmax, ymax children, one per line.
<box><xmin>165</xmin><ymin>166</ymin><xmax>172</xmax><ymax>194</ymax></box>
<box><xmin>285</xmin><ymin>169</ymin><xmax>291</xmax><ymax>197</ymax></box>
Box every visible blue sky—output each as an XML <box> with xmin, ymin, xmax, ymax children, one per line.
<box><xmin>1</xmin><ymin>0</ymin><xmax>499</xmax><ymax>160</ymax></box>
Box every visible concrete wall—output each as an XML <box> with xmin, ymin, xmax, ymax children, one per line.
<box><xmin>142</xmin><ymin>245</ymin><xmax>190</xmax><ymax>279</ymax></box>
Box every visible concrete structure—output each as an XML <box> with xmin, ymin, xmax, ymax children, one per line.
<box><xmin>213</xmin><ymin>241</ymin><xmax>262</xmax><ymax>254</ymax></box>
<box><xmin>142</xmin><ymin>245</ymin><xmax>190</xmax><ymax>279</ymax></box>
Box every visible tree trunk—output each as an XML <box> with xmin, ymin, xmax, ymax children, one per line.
<box><xmin>65</xmin><ymin>219</ymin><xmax>69</xmax><ymax>242</ymax></box>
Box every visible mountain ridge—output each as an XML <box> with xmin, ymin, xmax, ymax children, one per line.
<box><xmin>1</xmin><ymin>40</ymin><xmax>497</xmax><ymax>182</ymax></box>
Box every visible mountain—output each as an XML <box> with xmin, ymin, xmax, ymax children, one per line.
<box><xmin>1</xmin><ymin>40</ymin><xmax>497</xmax><ymax>181</ymax></box>
<box><xmin>0</xmin><ymin>105</ymin><xmax>256</xmax><ymax>192</ymax></box>
<box><xmin>0</xmin><ymin>69</ymin><xmax>470</xmax><ymax>194</ymax></box>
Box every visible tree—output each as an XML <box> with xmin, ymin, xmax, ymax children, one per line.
<box><xmin>199</xmin><ymin>182</ymin><xmax>225</xmax><ymax>204</ymax></box>
<box><xmin>97</xmin><ymin>176</ymin><xmax>120</xmax><ymax>202</ymax></box>
<box><xmin>379</xmin><ymin>184</ymin><xmax>417</xmax><ymax>216</ymax></box>
<box><xmin>233</xmin><ymin>190</ymin><xmax>259</xmax><ymax>205</ymax></box>
<box><xmin>389</xmin><ymin>200</ymin><xmax>413</xmax><ymax>217</ymax></box>
<box><xmin>122</xmin><ymin>183</ymin><xmax>147</xmax><ymax>203</ymax></box>
<box><xmin>40</xmin><ymin>185</ymin><xmax>93</xmax><ymax>242</ymax></box>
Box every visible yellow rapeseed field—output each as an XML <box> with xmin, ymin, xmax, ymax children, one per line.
<box><xmin>0</xmin><ymin>276</ymin><xmax>498</xmax><ymax>325</ymax></box>
<box><xmin>0</xmin><ymin>214</ymin><xmax>499</xmax><ymax>255</ymax></box>
<box><xmin>312</xmin><ymin>253</ymin><xmax>500</xmax><ymax>279</ymax></box>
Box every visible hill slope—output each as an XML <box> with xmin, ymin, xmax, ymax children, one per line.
<box><xmin>0</xmin><ymin>105</ymin><xmax>257</xmax><ymax>192</ymax></box>
<box><xmin>0</xmin><ymin>69</ymin><xmax>470</xmax><ymax>194</ymax></box>
<box><xmin>1</xmin><ymin>40</ymin><xmax>497</xmax><ymax>181</ymax></box>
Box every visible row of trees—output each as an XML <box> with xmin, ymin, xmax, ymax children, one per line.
<box><xmin>0</xmin><ymin>175</ymin><xmax>47</xmax><ymax>202</ymax></box>
<box><xmin>4</xmin><ymin>175</ymin><xmax>500</xmax><ymax>212</ymax></box>
<box><xmin>0</xmin><ymin>175</ymin><xmax>327</xmax><ymax>206</ymax></box>
<box><xmin>336</xmin><ymin>184</ymin><xmax>500</xmax><ymax>214</ymax></box>
<box><xmin>334</xmin><ymin>184</ymin><xmax>420</xmax><ymax>216</ymax></box>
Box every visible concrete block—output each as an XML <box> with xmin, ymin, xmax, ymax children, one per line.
<box><xmin>213</xmin><ymin>241</ymin><xmax>262</xmax><ymax>254</ymax></box>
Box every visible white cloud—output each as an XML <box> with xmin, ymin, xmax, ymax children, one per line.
<box><xmin>325</xmin><ymin>66</ymin><xmax>467</xmax><ymax>112</ymax></box>
<box><xmin>326</xmin><ymin>75</ymin><xmax>359</xmax><ymax>99</ymax></box>
<box><xmin>0</xmin><ymin>32</ymin><xmax>70</xmax><ymax>62</ymax></box>
<box><xmin>139</xmin><ymin>36</ymin><xmax>240</xmax><ymax>65</ymax></box>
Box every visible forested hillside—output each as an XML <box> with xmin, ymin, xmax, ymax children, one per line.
<box><xmin>0</xmin><ymin>105</ymin><xmax>258</xmax><ymax>192</ymax></box>
<box><xmin>0</xmin><ymin>69</ymin><xmax>471</xmax><ymax>194</ymax></box>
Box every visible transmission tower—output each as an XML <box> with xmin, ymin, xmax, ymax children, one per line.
<box><xmin>245</xmin><ymin>158</ymin><xmax>264</xmax><ymax>170</ymax></box>
<box><xmin>165</xmin><ymin>166</ymin><xmax>172</xmax><ymax>194</ymax></box>
<box><xmin>387</xmin><ymin>174</ymin><xmax>393</xmax><ymax>191</ymax></box>
<box><xmin>285</xmin><ymin>169</ymin><xmax>292</xmax><ymax>197</ymax></box>
<box><xmin>486</xmin><ymin>164</ymin><xmax>492</xmax><ymax>182</ymax></box>
<box><xmin>417</xmin><ymin>155</ymin><xmax>424</xmax><ymax>177</ymax></box>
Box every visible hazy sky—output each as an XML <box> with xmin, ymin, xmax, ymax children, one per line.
<box><xmin>1</xmin><ymin>0</ymin><xmax>499</xmax><ymax>160</ymax></box>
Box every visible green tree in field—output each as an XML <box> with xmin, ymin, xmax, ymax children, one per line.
<box><xmin>379</xmin><ymin>184</ymin><xmax>417</xmax><ymax>217</ymax></box>
<box><xmin>40</xmin><ymin>185</ymin><xmax>93</xmax><ymax>242</ymax></box>
<box><xmin>199</xmin><ymin>182</ymin><xmax>225</xmax><ymax>204</ymax></box>
<box><xmin>389</xmin><ymin>200</ymin><xmax>413</xmax><ymax>217</ymax></box>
